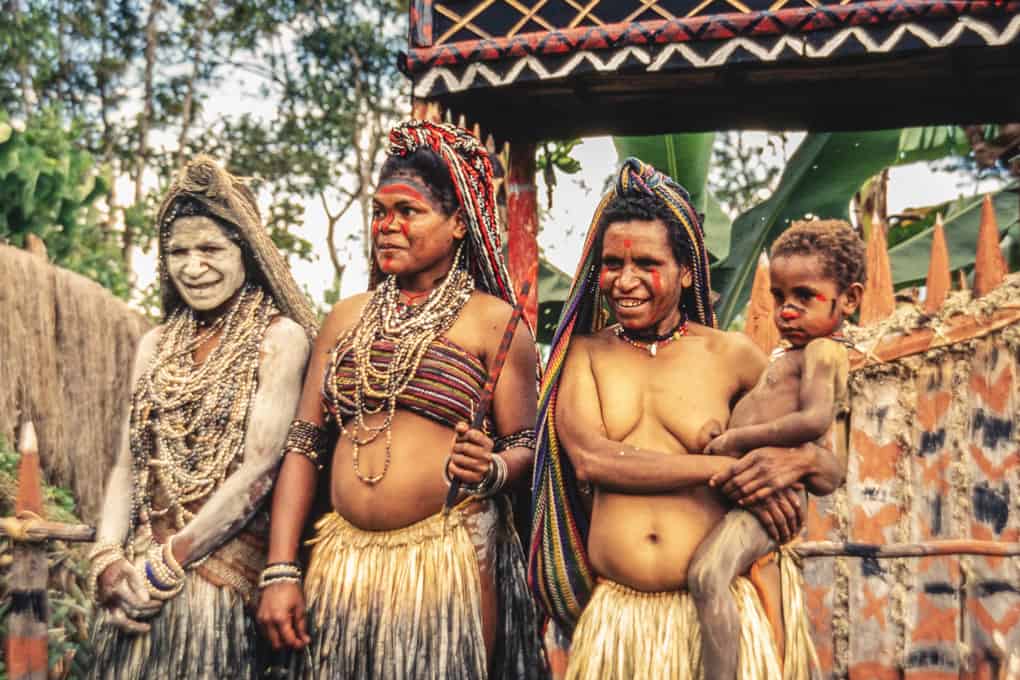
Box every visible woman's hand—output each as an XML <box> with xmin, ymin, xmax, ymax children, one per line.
<box><xmin>96</xmin><ymin>558</ymin><xmax>162</xmax><ymax>632</ymax></box>
<box><xmin>447</xmin><ymin>421</ymin><xmax>494</xmax><ymax>486</ymax></box>
<box><xmin>746</xmin><ymin>485</ymin><xmax>805</xmax><ymax>543</ymax></box>
<box><xmin>709</xmin><ymin>445</ymin><xmax>811</xmax><ymax>504</ymax></box>
<box><xmin>258</xmin><ymin>581</ymin><xmax>311</xmax><ymax>650</ymax></box>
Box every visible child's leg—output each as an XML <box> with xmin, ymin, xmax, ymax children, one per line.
<box><xmin>688</xmin><ymin>508</ymin><xmax>776</xmax><ymax>680</ymax></box>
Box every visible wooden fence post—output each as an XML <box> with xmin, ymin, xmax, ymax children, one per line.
<box><xmin>5</xmin><ymin>422</ymin><xmax>48</xmax><ymax>680</ymax></box>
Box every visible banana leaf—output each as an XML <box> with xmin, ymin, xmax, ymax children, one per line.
<box><xmin>537</xmin><ymin>255</ymin><xmax>572</xmax><ymax>345</ymax></box>
<box><xmin>713</xmin><ymin>127</ymin><xmax>971</xmax><ymax>327</ymax></box>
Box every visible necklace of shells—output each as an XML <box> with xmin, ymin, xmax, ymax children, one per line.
<box><xmin>129</xmin><ymin>284</ymin><xmax>275</xmax><ymax>553</ymax></box>
<box><xmin>326</xmin><ymin>249</ymin><xmax>474</xmax><ymax>485</ymax></box>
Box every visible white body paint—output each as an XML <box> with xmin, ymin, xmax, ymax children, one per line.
<box><xmin>165</xmin><ymin>216</ymin><xmax>246</xmax><ymax>312</ymax></box>
<box><xmin>93</xmin><ymin>297</ymin><xmax>310</xmax><ymax>630</ymax></box>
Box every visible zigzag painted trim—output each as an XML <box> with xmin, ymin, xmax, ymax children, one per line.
<box><xmin>412</xmin><ymin>13</ymin><xmax>1020</xmax><ymax>97</ymax></box>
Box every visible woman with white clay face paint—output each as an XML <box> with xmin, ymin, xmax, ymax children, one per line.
<box><xmin>87</xmin><ymin>156</ymin><xmax>317</xmax><ymax>680</ymax></box>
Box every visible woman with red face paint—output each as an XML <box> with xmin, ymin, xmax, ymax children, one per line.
<box><xmin>257</xmin><ymin>120</ymin><xmax>546</xmax><ymax>680</ymax></box>
<box><xmin>530</xmin><ymin>159</ymin><xmax>842</xmax><ymax>680</ymax></box>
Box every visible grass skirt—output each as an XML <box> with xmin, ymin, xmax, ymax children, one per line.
<box><xmin>565</xmin><ymin>549</ymin><xmax>817</xmax><ymax>680</ymax></box>
<box><xmin>295</xmin><ymin>497</ymin><xmax>547</xmax><ymax>680</ymax></box>
<box><xmin>89</xmin><ymin>572</ymin><xmax>261</xmax><ymax>680</ymax></box>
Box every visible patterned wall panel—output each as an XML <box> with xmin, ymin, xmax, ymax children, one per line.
<box><xmin>804</xmin><ymin>315</ymin><xmax>1020</xmax><ymax>679</ymax></box>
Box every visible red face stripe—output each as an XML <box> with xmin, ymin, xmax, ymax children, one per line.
<box><xmin>815</xmin><ymin>293</ymin><xmax>827</xmax><ymax>302</ymax></box>
<box><xmin>780</xmin><ymin>308</ymin><xmax>801</xmax><ymax>321</ymax></box>
<box><xmin>373</xmin><ymin>212</ymin><xmax>394</xmax><ymax>236</ymax></box>
<box><xmin>598</xmin><ymin>266</ymin><xmax>611</xmax><ymax>290</ymax></box>
<box><xmin>376</xmin><ymin>176</ymin><xmax>438</xmax><ymax>209</ymax></box>
<box><xmin>398</xmin><ymin>220</ymin><xmax>410</xmax><ymax>238</ymax></box>
<box><xmin>651</xmin><ymin>269</ymin><xmax>662</xmax><ymax>295</ymax></box>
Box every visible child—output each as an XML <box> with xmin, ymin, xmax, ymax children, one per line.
<box><xmin>689</xmin><ymin>219</ymin><xmax>866</xmax><ymax>680</ymax></box>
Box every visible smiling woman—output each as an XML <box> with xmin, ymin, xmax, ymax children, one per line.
<box><xmin>164</xmin><ymin>215</ymin><xmax>246</xmax><ymax>313</ymax></box>
<box><xmin>86</xmin><ymin>156</ymin><xmax>316</xmax><ymax>680</ymax></box>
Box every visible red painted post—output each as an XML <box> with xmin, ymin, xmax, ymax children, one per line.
<box><xmin>506</xmin><ymin>142</ymin><xmax>539</xmax><ymax>330</ymax></box>
<box><xmin>5</xmin><ymin>422</ymin><xmax>48</xmax><ymax>680</ymax></box>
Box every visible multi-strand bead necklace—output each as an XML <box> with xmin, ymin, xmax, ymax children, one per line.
<box><xmin>129</xmin><ymin>285</ymin><xmax>274</xmax><ymax>553</ymax></box>
<box><xmin>326</xmin><ymin>261</ymin><xmax>474</xmax><ymax>485</ymax></box>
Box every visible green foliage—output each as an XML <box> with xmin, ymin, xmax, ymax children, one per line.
<box><xmin>0</xmin><ymin>108</ymin><xmax>128</xmax><ymax>297</ymax></box>
<box><xmin>0</xmin><ymin>435</ymin><xmax>94</xmax><ymax>680</ymax></box>
<box><xmin>713</xmin><ymin>126</ymin><xmax>978</xmax><ymax>327</ymax></box>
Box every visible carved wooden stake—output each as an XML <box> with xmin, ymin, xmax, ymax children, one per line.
<box><xmin>859</xmin><ymin>210</ymin><xmax>895</xmax><ymax>325</ymax></box>
<box><xmin>973</xmin><ymin>193</ymin><xmax>1007</xmax><ymax>297</ymax></box>
<box><xmin>924</xmin><ymin>213</ymin><xmax>951</xmax><ymax>314</ymax></box>
<box><xmin>744</xmin><ymin>251</ymin><xmax>779</xmax><ymax>354</ymax></box>
<box><xmin>5</xmin><ymin>423</ymin><xmax>48</xmax><ymax>680</ymax></box>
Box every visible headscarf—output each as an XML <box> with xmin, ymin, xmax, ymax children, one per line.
<box><xmin>380</xmin><ymin>120</ymin><xmax>518</xmax><ymax>311</ymax></box>
<box><xmin>527</xmin><ymin>158</ymin><xmax>714</xmax><ymax>634</ymax></box>
<box><xmin>155</xmin><ymin>155</ymin><xmax>317</xmax><ymax>339</ymax></box>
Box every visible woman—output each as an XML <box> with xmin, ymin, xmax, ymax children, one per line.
<box><xmin>257</xmin><ymin>120</ymin><xmax>546</xmax><ymax>680</ymax></box>
<box><xmin>529</xmin><ymin>159</ymin><xmax>838</xmax><ymax>679</ymax></box>
<box><xmin>87</xmin><ymin>156</ymin><xmax>317</xmax><ymax>678</ymax></box>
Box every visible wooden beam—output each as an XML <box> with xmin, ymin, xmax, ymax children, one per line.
<box><xmin>796</xmin><ymin>539</ymin><xmax>1020</xmax><ymax>559</ymax></box>
<box><xmin>0</xmin><ymin>518</ymin><xmax>95</xmax><ymax>543</ymax></box>
<box><xmin>923</xmin><ymin>212</ymin><xmax>951</xmax><ymax>314</ymax></box>
<box><xmin>743</xmin><ymin>251</ymin><xmax>779</xmax><ymax>355</ymax></box>
<box><xmin>5</xmin><ymin>423</ymin><xmax>48</xmax><ymax>680</ymax></box>
<box><xmin>506</xmin><ymin>142</ymin><xmax>539</xmax><ymax>329</ymax></box>
<box><xmin>849</xmin><ymin>301</ymin><xmax>1020</xmax><ymax>371</ymax></box>
<box><xmin>973</xmin><ymin>193</ymin><xmax>1008</xmax><ymax>297</ymax></box>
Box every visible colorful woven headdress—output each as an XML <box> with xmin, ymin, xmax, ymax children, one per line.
<box><xmin>381</xmin><ymin>120</ymin><xmax>517</xmax><ymax>309</ymax></box>
<box><xmin>528</xmin><ymin>157</ymin><xmax>715</xmax><ymax>634</ymax></box>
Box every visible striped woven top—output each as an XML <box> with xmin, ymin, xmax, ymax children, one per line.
<box><xmin>324</xmin><ymin>336</ymin><xmax>486</xmax><ymax>429</ymax></box>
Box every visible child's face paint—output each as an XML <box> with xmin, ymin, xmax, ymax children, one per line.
<box><xmin>769</xmin><ymin>253</ymin><xmax>846</xmax><ymax>346</ymax></box>
<box><xmin>780</xmin><ymin>307</ymin><xmax>801</xmax><ymax>321</ymax></box>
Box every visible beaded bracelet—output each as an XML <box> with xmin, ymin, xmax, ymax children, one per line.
<box><xmin>86</xmin><ymin>542</ymin><xmax>125</xmax><ymax>602</ymax></box>
<box><xmin>285</xmin><ymin>419</ymin><xmax>329</xmax><ymax>469</ymax></box>
<box><xmin>258</xmin><ymin>562</ymin><xmax>303</xmax><ymax>590</ymax></box>
<box><xmin>493</xmin><ymin>428</ymin><xmax>536</xmax><ymax>453</ymax></box>
<box><xmin>145</xmin><ymin>539</ymin><xmax>185</xmax><ymax>600</ymax></box>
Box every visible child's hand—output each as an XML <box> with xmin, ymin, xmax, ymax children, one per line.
<box><xmin>695</xmin><ymin>419</ymin><xmax>723</xmax><ymax>453</ymax></box>
<box><xmin>704</xmin><ymin>432</ymin><xmax>740</xmax><ymax>458</ymax></box>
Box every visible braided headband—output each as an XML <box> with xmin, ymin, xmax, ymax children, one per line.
<box><xmin>386</xmin><ymin>120</ymin><xmax>515</xmax><ymax>308</ymax></box>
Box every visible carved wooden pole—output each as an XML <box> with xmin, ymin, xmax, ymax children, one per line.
<box><xmin>923</xmin><ymin>213</ymin><xmax>951</xmax><ymax>314</ymax></box>
<box><xmin>973</xmin><ymin>193</ymin><xmax>1007</xmax><ymax>297</ymax></box>
<box><xmin>507</xmin><ymin>142</ymin><xmax>539</xmax><ymax>329</ymax></box>
<box><xmin>743</xmin><ymin>251</ymin><xmax>778</xmax><ymax>354</ymax></box>
<box><xmin>411</xmin><ymin>98</ymin><xmax>444</xmax><ymax>123</ymax></box>
<box><xmin>859</xmin><ymin>210</ymin><xmax>895</xmax><ymax>325</ymax></box>
<box><xmin>5</xmin><ymin>423</ymin><xmax>48</xmax><ymax>680</ymax></box>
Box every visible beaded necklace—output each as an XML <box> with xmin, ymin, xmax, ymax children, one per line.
<box><xmin>326</xmin><ymin>254</ymin><xmax>475</xmax><ymax>485</ymax></box>
<box><xmin>129</xmin><ymin>284</ymin><xmax>275</xmax><ymax>555</ymax></box>
<box><xmin>613</xmin><ymin>317</ymin><xmax>689</xmax><ymax>357</ymax></box>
